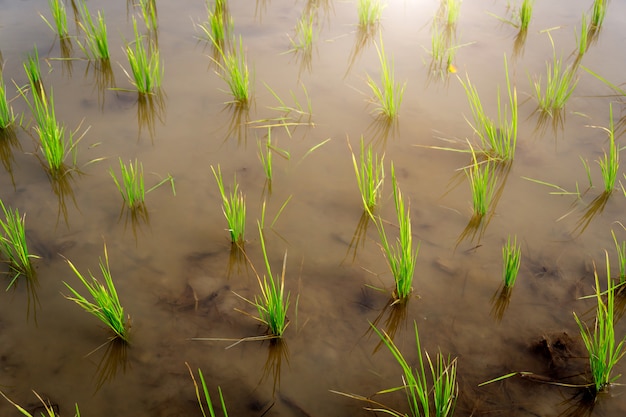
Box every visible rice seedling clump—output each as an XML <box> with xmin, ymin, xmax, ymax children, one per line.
<box><xmin>0</xmin><ymin>199</ymin><xmax>39</xmax><ymax>289</ymax></box>
<box><xmin>64</xmin><ymin>244</ymin><xmax>130</xmax><ymax>343</ymax></box>
<box><xmin>211</xmin><ymin>165</ymin><xmax>246</xmax><ymax>244</ymax></box>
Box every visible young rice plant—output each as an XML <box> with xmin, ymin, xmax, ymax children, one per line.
<box><xmin>574</xmin><ymin>254</ymin><xmax>626</xmax><ymax>395</ymax></box>
<box><xmin>366</xmin><ymin>36</ymin><xmax>406</xmax><ymax>120</ymax></box>
<box><xmin>42</xmin><ymin>0</ymin><xmax>69</xmax><ymax>39</ymax></box>
<box><xmin>518</xmin><ymin>0</ymin><xmax>533</xmax><ymax>30</ymax></box>
<box><xmin>124</xmin><ymin>17</ymin><xmax>163</xmax><ymax>94</ymax></box>
<box><xmin>502</xmin><ymin>235</ymin><xmax>521</xmax><ymax>288</ymax></box>
<box><xmin>289</xmin><ymin>12</ymin><xmax>316</xmax><ymax>51</ymax></box>
<box><xmin>0</xmin><ymin>199</ymin><xmax>39</xmax><ymax>289</ymax></box>
<box><xmin>597</xmin><ymin>103</ymin><xmax>619</xmax><ymax>194</ymax></box>
<box><xmin>531</xmin><ymin>47</ymin><xmax>578</xmax><ymax>117</ymax></box>
<box><xmin>215</xmin><ymin>36</ymin><xmax>250</xmax><ymax>104</ymax></box>
<box><xmin>252</xmin><ymin>224</ymin><xmax>290</xmax><ymax>337</ymax></box>
<box><xmin>0</xmin><ymin>71</ymin><xmax>15</xmax><ymax>129</ymax></box>
<box><xmin>465</xmin><ymin>148</ymin><xmax>498</xmax><ymax>217</ymax></box>
<box><xmin>26</xmin><ymin>87</ymin><xmax>80</xmax><ymax>176</ymax></box>
<box><xmin>110</xmin><ymin>158</ymin><xmax>175</xmax><ymax>211</ymax></box>
<box><xmin>211</xmin><ymin>165</ymin><xmax>246</xmax><ymax>244</ymax></box>
<box><xmin>459</xmin><ymin>56</ymin><xmax>518</xmax><ymax>161</ymax></box>
<box><xmin>375</xmin><ymin>165</ymin><xmax>419</xmax><ymax>302</ymax></box>
<box><xmin>371</xmin><ymin>322</ymin><xmax>458</xmax><ymax>417</ymax></box>
<box><xmin>64</xmin><ymin>244</ymin><xmax>130</xmax><ymax>343</ymax></box>
<box><xmin>350</xmin><ymin>136</ymin><xmax>384</xmax><ymax>213</ymax></box>
<box><xmin>357</xmin><ymin>0</ymin><xmax>384</xmax><ymax>29</ymax></box>
<box><xmin>77</xmin><ymin>1</ymin><xmax>110</xmax><ymax>60</ymax></box>
<box><xmin>1</xmin><ymin>391</ymin><xmax>80</xmax><ymax>417</ymax></box>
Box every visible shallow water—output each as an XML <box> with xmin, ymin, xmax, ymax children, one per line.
<box><xmin>0</xmin><ymin>0</ymin><xmax>625</xmax><ymax>416</ymax></box>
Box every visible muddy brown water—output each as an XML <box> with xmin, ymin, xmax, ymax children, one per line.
<box><xmin>0</xmin><ymin>0</ymin><xmax>625</xmax><ymax>416</ymax></box>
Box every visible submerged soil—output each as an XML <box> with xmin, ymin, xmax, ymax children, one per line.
<box><xmin>0</xmin><ymin>0</ymin><xmax>625</xmax><ymax>416</ymax></box>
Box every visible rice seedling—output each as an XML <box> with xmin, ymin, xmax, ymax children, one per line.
<box><xmin>0</xmin><ymin>71</ymin><xmax>15</xmax><ymax>129</ymax></box>
<box><xmin>357</xmin><ymin>0</ymin><xmax>384</xmax><ymax>29</ymax></box>
<box><xmin>258</xmin><ymin>128</ymin><xmax>273</xmax><ymax>182</ymax></box>
<box><xmin>574</xmin><ymin>253</ymin><xmax>626</xmax><ymax>395</ymax></box>
<box><xmin>235</xmin><ymin>223</ymin><xmax>290</xmax><ymax>337</ymax></box>
<box><xmin>465</xmin><ymin>147</ymin><xmax>498</xmax><ymax>217</ymax></box>
<box><xmin>518</xmin><ymin>0</ymin><xmax>533</xmax><ymax>30</ymax></box>
<box><xmin>577</xmin><ymin>14</ymin><xmax>590</xmax><ymax>57</ymax></box>
<box><xmin>612</xmin><ymin>230</ymin><xmax>625</xmax><ymax>284</ymax></box>
<box><xmin>459</xmin><ymin>56</ymin><xmax>518</xmax><ymax>161</ymax></box>
<box><xmin>124</xmin><ymin>17</ymin><xmax>163</xmax><ymax>94</ymax></box>
<box><xmin>25</xmin><ymin>87</ymin><xmax>81</xmax><ymax>176</ymax></box>
<box><xmin>255</xmin><ymin>225</ymin><xmax>290</xmax><ymax>337</ymax></box>
<box><xmin>444</xmin><ymin>0</ymin><xmax>461</xmax><ymax>28</ymax></box>
<box><xmin>64</xmin><ymin>244</ymin><xmax>130</xmax><ymax>343</ymax></box>
<box><xmin>375</xmin><ymin>165</ymin><xmax>419</xmax><ymax>302</ymax></box>
<box><xmin>211</xmin><ymin>165</ymin><xmax>246</xmax><ymax>244</ymax></box>
<box><xmin>110</xmin><ymin>158</ymin><xmax>174</xmax><ymax>211</ymax></box>
<box><xmin>0</xmin><ymin>199</ymin><xmax>39</xmax><ymax>289</ymax></box>
<box><xmin>366</xmin><ymin>36</ymin><xmax>406</xmax><ymax>120</ymax></box>
<box><xmin>502</xmin><ymin>235</ymin><xmax>521</xmax><ymax>288</ymax></box>
<box><xmin>289</xmin><ymin>12</ymin><xmax>316</xmax><ymax>52</ymax></box>
<box><xmin>41</xmin><ymin>0</ymin><xmax>69</xmax><ymax>39</ymax></box>
<box><xmin>77</xmin><ymin>1</ymin><xmax>110</xmax><ymax>60</ymax></box>
<box><xmin>349</xmin><ymin>136</ymin><xmax>384</xmax><ymax>213</ymax></box>
<box><xmin>531</xmin><ymin>44</ymin><xmax>578</xmax><ymax>117</ymax></box>
<box><xmin>597</xmin><ymin>103</ymin><xmax>619</xmax><ymax>194</ymax></box>
<box><xmin>110</xmin><ymin>158</ymin><xmax>145</xmax><ymax>210</ymax></box>
<box><xmin>138</xmin><ymin>0</ymin><xmax>158</xmax><ymax>31</ymax></box>
<box><xmin>214</xmin><ymin>36</ymin><xmax>250</xmax><ymax>105</ymax></box>
<box><xmin>198</xmin><ymin>0</ymin><xmax>233</xmax><ymax>48</ymax></box>
<box><xmin>1</xmin><ymin>391</ymin><xmax>81</xmax><ymax>417</ymax></box>
<box><xmin>23</xmin><ymin>47</ymin><xmax>43</xmax><ymax>96</ymax></box>
<box><xmin>370</xmin><ymin>322</ymin><xmax>458</xmax><ymax>417</ymax></box>
<box><xmin>187</xmin><ymin>363</ymin><xmax>230</xmax><ymax>417</ymax></box>
<box><xmin>590</xmin><ymin>0</ymin><xmax>607</xmax><ymax>29</ymax></box>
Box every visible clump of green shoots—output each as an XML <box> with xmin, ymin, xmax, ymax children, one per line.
<box><xmin>110</xmin><ymin>159</ymin><xmax>174</xmax><ymax>211</ymax></box>
<box><xmin>366</xmin><ymin>36</ymin><xmax>406</xmax><ymax>120</ymax></box>
<box><xmin>41</xmin><ymin>0</ymin><xmax>69</xmax><ymax>39</ymax></box>
<box><xmin>590</xmin><ymin>0</ymin><xmax>607</xmax><ymax>29</ymax></box>
<box><xmin>289</xmin><ymin>12</ymin><xmax>316</xmax><ymax>52</ymax></box>
<box><xmin>25</xmin><ymin>87</ymin><xmax>81</xmax><ymax>177</ymax></box>
<box><xmin>138</xmin><ymin>0</ymin><xmax>158</xmax><ymax>31</ymax></box>
<box><xmin>214</xmin><ymin>36</ymin><xmax>251</xmax><ymax>105</ymax></box>
<box><xmin>258</xmin><ymin>128</ymin><xmax>273</xmax><ymax>183</ymax></box>
<box><xmin>64</xmin><ymin>244</ymin><xmax>130</xmax><ymax>343</ymax></box>
<box><xmin>349</xmin><ymin>137</ymin><xmax>384</xmax><ymax>213</ymax></box>
<box><xmin>375</xmin><ymin>165</ymin><xmax>419</xmax><ymax>302</ymax></box>
<box><xmin>502</xmin><ymin>235</ymin><xmax>521</xmax><ymax>288</ymax></box>
<box><xmin>531</xmin><ymin>43</ymin><xmax>578</xmax><ymax>117</ymax></box>
<box><xmin>211</xmin><ymin>165</ymin><xmax>246</xmax><ymax>244</ymax></box>
<box><xmin>0</xmin><ymin>71</ymin><xmax>15</xmax><ymax>129</ymax></box>
<box><xmin>24</xmin><ymin>47</ymin><xmax>43</xmax><ymax>96</ymax></box>
<box><xmin>465</xmin><ymin>148</ymin><xmax>498</xmax><ymax>217</ymax></box>
<box><xmin>77</xmin><ymin>1</ymin><xmax>110</xmax><ymax>60</ymax></box>
<box><xmin>371</xmin><ymin>322</ymin><xmax>458</xmax><ymax>417</ymax></box>
<box><xmin>110</xmin><ymin>158</ymin><xmax>144</xmax><ymax>211</ymax></box>
<box><xmin>574</xmin><ymin>254</ymin><xmax>626</xmax><ymax>395</ymax></box>
<box><xmin>357</xmin><ymin>0</ymin><xmax>384</xmax><ymax>29</ymax></box>
<box><xmin>252</xmin><ymin>224</ymin><xmax>290</xmax><ymax>337</ymax></box>
<box><xmin>597</xmin><ymin>103</ymin><xmax>619</xmax><ymax>194</ymax></box>
<box><xmin>459</xmin><ymin>56</ymin><xmax>518</xmax><ymax>161</ymax></box>
<box><xmin>577</xmin><ymin>14</ymin><xmax>590</xmax><ymax>57</ymax></box>
<box><xmin>0</xmin><ymin>200</ymin><xmax>39</xmax><ymax>289</ymax></box>
<box><xmin>198</xmin><ymin>0</ymin><xmax>233</xmax><ymax>48</ymax></box>
<box><xmin>518</xmin><ymin>0</ymin><xmax>533</xmax><ymax>30</ymax></box>
<box><xmin>124</xmin><ymin>17</ymin><xmax>163</xmax><ymax>94</ymax></box>
<box><xmin>187</xmin><ymin>363</ymin><xmax>230</xmax><ymax>417</ymax></box>
<box><xmin>444</xmin><ymin>0</ymin><xmax>461</xmax><ymax>28</ymax></box>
